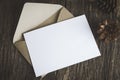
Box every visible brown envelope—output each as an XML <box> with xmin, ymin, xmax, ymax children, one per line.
<box><xmin>13</xmin><ymin>3</ymin><xmax>74</xmax><ymax>65</ymax></box>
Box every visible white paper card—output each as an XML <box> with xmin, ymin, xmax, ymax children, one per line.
<box><xmin>24</xmin><ymin>15</ymin><xmax>101</xmax><ymax>77</ymax></box>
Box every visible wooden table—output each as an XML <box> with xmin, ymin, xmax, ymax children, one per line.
<box><xmin>0</xmin><ymin>0</ymin><xmax>120</xmax><ymax>80</ymax></box>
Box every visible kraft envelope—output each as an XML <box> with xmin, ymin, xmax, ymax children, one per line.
<box><xmin>13</xmin><ymin>3</ymin><xmax>73</xmax><ymax>65</ymax></box>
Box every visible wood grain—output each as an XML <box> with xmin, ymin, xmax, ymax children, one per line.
<box><xmin>0</xmin><ymin>0</ymin><xmax>120</xmax><ymax>80</ymax></box>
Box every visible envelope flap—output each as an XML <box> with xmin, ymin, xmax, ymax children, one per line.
<box><xmin>15</xmin><ymin>41</ymin><xmax>31</xmax><ymax>64</ymax></box>
<box><xmin>13</xmin><ymin>3</ymin><xmax>63</xmax><ymax>43</ymax></box>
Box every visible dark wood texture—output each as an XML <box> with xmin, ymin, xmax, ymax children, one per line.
<box><xmin>0</xmin><ymin>0</ymin><xmax>120</xmax><ymax>80</ymax></box>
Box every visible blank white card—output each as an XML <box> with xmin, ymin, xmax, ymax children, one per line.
<box><xmin>24</xmin><ymin>15</ymin><xmax>101</xmax><ymax>77</ymax></box>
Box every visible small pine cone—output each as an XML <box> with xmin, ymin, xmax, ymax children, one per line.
<box><xmin>97</xmin><ymin>0</ymin><xmax>117</xmax><ymax>13</ymax></box>
<box><xmin>97</xmin><ymin>19</ymin><xmax>120</xmax><ymax>43</ymax></box>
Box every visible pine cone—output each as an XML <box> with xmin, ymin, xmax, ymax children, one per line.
<box><xmin>97</xmin><ymin>0</ymin><xmax>117</xmax><ymax>13</ymax></box>
<box><xmin>97</xmin><ymin>19</ymin><xmax>120</xmax><ymax>43</ymax></box>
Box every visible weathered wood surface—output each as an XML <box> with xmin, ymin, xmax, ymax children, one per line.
<box><xmin>0</xmin><ymin>0</ymin><xmax>120</xmax><ymax>80</ymax></box>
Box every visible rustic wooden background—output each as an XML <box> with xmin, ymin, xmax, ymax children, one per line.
<box><xmin>0</xmin><ymin>0</ymin><xmax>120</xmax><ymax>80</ymax></box>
